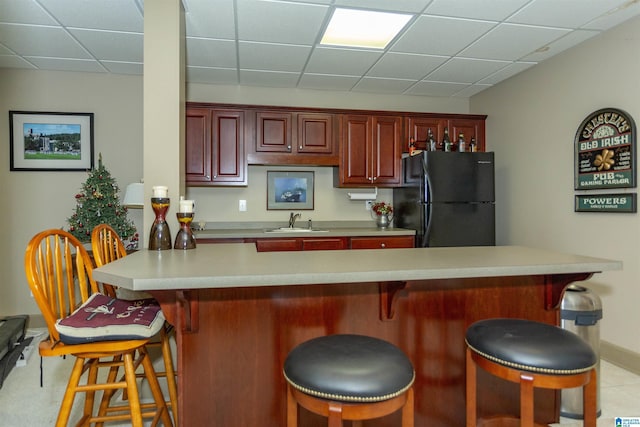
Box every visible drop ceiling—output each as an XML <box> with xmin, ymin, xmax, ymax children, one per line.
<box><xmin>1</xmin><ymin>0</ymin><xmax>639</xmax><ymax>98</ymax></box>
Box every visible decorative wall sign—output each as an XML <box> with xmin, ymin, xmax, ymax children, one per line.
<box><xmin>267</xmin><ymin>171</ymin><xmax>314</xmax><ymax>210</ymax></box>
<box><xmin>574</xmin><ymin>108</ymin><xmax>636</xmax><ymax>190</ymax></box>
<box><xmin>9</xmin><ymin>111</ymin><xmax>94</xmax><ymax>171</ymax></box>
<box><xmin>575</xmin><ymin>193</ymin><xmax>637</xmax><ymax>213</ymax></box>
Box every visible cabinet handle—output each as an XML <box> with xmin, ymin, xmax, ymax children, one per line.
<box><xmin>213</xmin><ymin>175</ymin><xmax>217</xmax><ymax>179</ymax></box>
<box><xmin>287</xmin><ymin>145</ymin><xmax>291</xmax><ymax>151</ymax></box>
<box><xmin>299</xmin><ymin>145</ymin><xmax>303</xmax><ymax>149</ymax></box>
<box><xmin>381</xmin><ymin>243</ymin><xmax>386</xmax><ymax>248</ymax></box>
<box><xmin>206</xmin><ymin>175</ymin><xmax>211</xmax><ymax>179</ymax></box>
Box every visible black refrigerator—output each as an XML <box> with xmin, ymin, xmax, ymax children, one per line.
<box><xmin>393</xmin><ymin>151</ymin><xmax>495</xmax><ymax>247</ymax></box>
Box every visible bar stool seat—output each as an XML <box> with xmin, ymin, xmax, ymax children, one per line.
<box><xmin>284</xmin><ymin>334</ymin><xmax>415</xmax><ymax>427</ymax></box>
<box><xmin>465</xmin><ymin>318</ymin><xmax>597</xmax><ymax>427</ymax></box>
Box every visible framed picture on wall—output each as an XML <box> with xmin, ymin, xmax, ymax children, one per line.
<box><xmin>9</xmin><ymin>111</ymin><xmax>94</xmax><ymax>171</ymax></box>
<box><xmin>267</xmin><ymin>171</ymin><xmax>314</xmax><ymax>210</ymax></box>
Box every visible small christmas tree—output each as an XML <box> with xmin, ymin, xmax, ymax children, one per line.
<box><xmin>67</xmin><ymin>153</ymin><xmax>137</xmax><ymax>243</ymax></box>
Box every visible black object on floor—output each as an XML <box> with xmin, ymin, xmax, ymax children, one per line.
<box><xmin>0</xmin><ymin>315</ymin><xmax>30</xmax><ymax>389</ymax></box>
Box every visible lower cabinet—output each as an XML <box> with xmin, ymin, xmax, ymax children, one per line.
<box><xmin>198</xmin><ymin>235</ymin><xmax>414</xmax><ymax>251</ymax></box>
<box><xmin>350</xmin><ymin>236</ymin><xmax>415</xmax><ymax>249</ymax></box>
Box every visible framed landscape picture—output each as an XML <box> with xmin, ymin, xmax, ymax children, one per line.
<box><xmin>9</xmin><ymin>111</ymin><xmax>94</xmax><ymax>171</ymax></box>
<box><xmin>267</xmin><ymin>170</ymin><xmax>314</xmax><ymax>210</ymax></box>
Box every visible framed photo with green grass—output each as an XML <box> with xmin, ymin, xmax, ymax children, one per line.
<box><xmin>9</xmin><ymin>111</ymin><xmax>94</xmax><ymax>171</ymax></box>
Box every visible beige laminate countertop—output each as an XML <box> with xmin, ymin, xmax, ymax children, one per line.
<box><xmin>92</xmin><ymin>244</ymin><xmax>621</xmax><ymax>292</ymax></box>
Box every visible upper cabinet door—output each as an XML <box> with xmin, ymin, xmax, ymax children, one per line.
<box><xmin>186</xmin><ymin>107</ymin><xmax>247</xmax><ymax>187</ymax></box>
<box><xmin>185</xmin><ymin>108</ymin><xmax>212</xmax><ymax>183</ymax></box>
<box><xmin>405</xmin><ymin>117</ymin><xmax>447</xmax><ymax>152</ymax></box>
<box><xmin>211</xmin><ymin>110</ymin><xmax>246</xmax><ymax>185</ymax></box>
<box><xmin>297</xmin><ymin>113</ymin><xmax>334</xmax><ymax>154</ymax></box>
<box><xmin>450</xmin><ymin>118</ymin><xmax>485</xmax><ymax>152</ymax></box>
<box><xmin>337</xmin><ymin>115</ymin><xmax>401</xmax><ymax>187</ymax></box>
<box><xmin>256</xmin><ymin>111</ymin><xmax>292</xmax><ymax>153</ymax></box>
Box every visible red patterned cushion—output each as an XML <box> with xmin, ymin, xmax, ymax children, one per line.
<box><xmin>55</xmin><ymin>293</ymin><xmax>165</xmax><ymax>344</ymax></box>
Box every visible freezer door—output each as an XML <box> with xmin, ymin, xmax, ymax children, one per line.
<box><xmin>422</xmin><ymin>152</ymin><xmax>495</xmax><ymax>203</ymax></box>
<box><xmin>422</xmin><ymin>202</ymin><xmax>495</xmax><ymax>247</ymax></box>
<box><xmin>393</xmin><ymin>187</ymin><xmax>424</xmax><ymax>245</ymax></box>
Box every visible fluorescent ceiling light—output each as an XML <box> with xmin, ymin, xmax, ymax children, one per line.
<box><xmin>321</xmin><ymin>8</ymin><xmax>412</xmax><ymax>49</ymax></box>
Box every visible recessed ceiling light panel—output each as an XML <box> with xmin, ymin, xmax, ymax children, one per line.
<box><xmin>321</xmin><ymin>8</ymin><xmax>412</xmax><ymax>49</ymax></box>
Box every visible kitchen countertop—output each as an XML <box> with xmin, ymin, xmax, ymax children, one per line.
<box><xmin>193</xmin><ymin>226</ymin><xmax>415</xmax><ymax>239</ymax></box>
<box><xmin>92</xmin><ymin>244</ymin><xmax>621</xmax><ymax>292</ymax></box>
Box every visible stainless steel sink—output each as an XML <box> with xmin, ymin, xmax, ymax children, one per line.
<box><xmin>264</xmin><ymin>227</ymin><xmax>328</xmax><ymax>233</ymax></box>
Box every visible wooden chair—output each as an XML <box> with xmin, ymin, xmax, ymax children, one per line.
<box><xmin>465</xmin><ymin>318</ymin><xmax>597</xmax><ymax>427</ymax></box>
<box><xmin>283</xmin><ymin>334</ymin><xmax>415</xmax><ymax>427</ymax></box>
<box><xmin>25</xmin><ymin>229</ymin><xmax>173</xmax><ymax>427</ymax></box>
<box><xmin>91</xmin><ymin>223</ymin><xmax>179</xmax><ymax>424</ymax></box>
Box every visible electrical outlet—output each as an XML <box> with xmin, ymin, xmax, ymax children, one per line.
<box><xmin>365</xmin><ymin>200</ymin><xmax>373</xmax><ymax>211</ymax></box>
<box><xmin>239</xmin><ymin>200</ymin><xmax>247</xmax><ymax>212</ymax></box>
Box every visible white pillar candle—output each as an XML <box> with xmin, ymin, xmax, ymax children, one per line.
<box><xmin>152</xmin><ymin>186</ymin><xmax>168</xmax><ymax>198</ymax></box>
<box><xmin>179</xmin><ymin>199</ymin><xmax>194</xmax><ymax>213</ymax></box>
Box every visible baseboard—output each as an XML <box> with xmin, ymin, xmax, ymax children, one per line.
<box><xmin>601</xmin><ymin>340</ymin><xmax>640</xmax><ymax>375</ymax></box>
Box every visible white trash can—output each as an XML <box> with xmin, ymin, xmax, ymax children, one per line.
<box><xmin>560</xmin><ymin>284</ymin><xmax>602</xmax><ymax>419</ymax></box>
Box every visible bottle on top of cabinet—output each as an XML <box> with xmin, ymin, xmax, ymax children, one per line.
<box><xmin>458</xmin><ymin>133</ymin><xmax>466</xmax><ymax>152</ymax></box>
<box><xmin>469</xmin><ymin>136</ymin><xmax>477</xmax><ymax>152</ymax></box>
<box><xmin>442</xmin><ymin>128</ymin><xmax>452</xmax><ymax>152</ymax></box>
<box><xmin>428</xmin><ymin>128</ymin><xmax>437</xmax><ymax>151</ymax></box>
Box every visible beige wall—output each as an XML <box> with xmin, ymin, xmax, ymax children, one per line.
<box><xmin>471</xmin><ymin>15</ymin><xmax>640</xmax><ymax>356</ymax></box>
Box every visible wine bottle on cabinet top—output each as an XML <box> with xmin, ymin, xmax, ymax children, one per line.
<box><xmin>458</xmin><ymin>133</ymin><xmax>466</xmax><ymax>152</ymax></box>
<box><xmin>469</xmin><ymin>136</ymin><xmax>477</xmax><ymax>152</ymax></box>
<box><xmin>428</xmin><ymin>128</ymin><xmax>437</xmax><ymax>151</ymax></box>
<box><xmin>443</xmin><ymin>128</ymin><xmax>452</xmax><ymax>152</ymax></box>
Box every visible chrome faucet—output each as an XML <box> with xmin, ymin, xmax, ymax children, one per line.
<box><xmin>289</xmin><ymin>212</ymin><xmax>301</xmax><ymax>228</ymax></box>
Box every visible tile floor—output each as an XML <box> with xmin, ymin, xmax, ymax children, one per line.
<box><xmin>1</xmin><ymin>330</ymin><xmax>638</xmax><ymax>426</ymax></box>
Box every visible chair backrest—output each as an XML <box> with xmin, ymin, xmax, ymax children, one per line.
<box><xmin>24</xmin><ymin>229</ymin><xmax>100</xmax><ymax>344</ymax></box>
<box><xmin>91</xmin><ymin>223</ymin><xmax>127</xmax><ymax>268</ymax></box>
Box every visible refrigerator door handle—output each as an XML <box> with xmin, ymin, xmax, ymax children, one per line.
<box><xmin>423</xmin><ymin>202</ymin><xmax>433</xmax><ymax>248</ymax></box>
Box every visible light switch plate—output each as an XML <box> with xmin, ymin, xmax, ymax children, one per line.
<box><xmin>365</xmin><ymin>200</ymin><xmax>373</xmax><ymax>211</ymax></box>
<box><xmin>239</xmin><ymin>200</ymin><xmax>247</xmax><ymax>211</ymax></box>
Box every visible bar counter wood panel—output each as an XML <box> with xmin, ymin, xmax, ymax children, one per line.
<box><xmin>154</xmin><ymin>274</ymin><xmax>577</xmax><ymax>427</ymax></box>
<box><xmin>92</xmin><ymin>245</ymin><xmax>620</xmax><ymax>427</ymax></box>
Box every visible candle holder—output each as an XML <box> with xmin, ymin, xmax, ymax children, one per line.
<box><xmin>149</xmin><ymin>197</ymin><xmax>172</xmax><ymax>250</ymax></box>
<box><xmin>174</xmin><ymin>212</ymin><xmax>197</xmax><ymax>250</ymax></box>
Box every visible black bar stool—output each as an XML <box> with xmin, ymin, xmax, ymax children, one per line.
<box><xmin>283</xmin><ymin>334</ymin><xmax>415</xmax><ymax>427</ymax></box>
<box><xmin>465</xmin><ymin>318</ymin><xmax>597</xmax><ymax>427</ymax></box>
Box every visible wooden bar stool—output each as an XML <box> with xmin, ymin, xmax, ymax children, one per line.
<box><xmin>283</xmin><ymin>334</ymin><xmax>415</xmax><ymax>427</ymax></box>
<box><xmin>465</xmin><ymin>318</ymin><xmax>597</xmax><ymax>427</ymax></box>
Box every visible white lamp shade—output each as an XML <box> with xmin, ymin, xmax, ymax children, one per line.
<box><xmin>123</xmin><ymin>183</ymin><xmax>145</xmax><ymax>208</ymax></box>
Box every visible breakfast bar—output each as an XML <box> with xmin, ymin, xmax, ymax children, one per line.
<box><xmin>92</xmin><ymin>244</ymin><xmax>621</xmax><ymax>427</ymax></box>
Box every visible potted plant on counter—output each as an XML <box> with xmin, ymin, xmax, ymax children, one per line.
<box><xmin>371</xmin><ymin>201</ymin><xmax>393</xmax><ymax>229</ymax></box>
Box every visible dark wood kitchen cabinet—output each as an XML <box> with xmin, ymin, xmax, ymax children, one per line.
<box><xmin>255</xmin><ymin>237</ymin><xmax>348</xmax><ymax>252</ymax></box>
<box><xmin>334</xmin><ymin>114</ymin><xmax>402</xmax><ymax>187</ymax></box>
<box><xmin>186</xmin><ymin>107</ymin><xmax>247</xmax><ymax>186</ymax></box>
<box><xmin>249</xmin><ymin>111</ymin><xmax>338</xmax><ymax>165</ymax></box>
<box><xmin>350</xmin><ymin>235</ymin><xmax>414</xmax><ymax>249</ymax></box>
<box><xmin>405</xmin><ymin>115</ymin><xmax>486</xmax><ymax>152</ymax></box>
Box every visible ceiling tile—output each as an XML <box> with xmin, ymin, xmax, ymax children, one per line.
<box><xmin>477</xmin><ymin>62</ymin><xmax>536</xmax><ymax>84</ymax></box>
<box><xmin>187</xmin><ymin>66</ymin><xmax>238</xmax><ymax>85</ymax></box>
<box><xmin>0</xmin><ymin>54</ymin><xmax>37</xmax><ymax>69</ymax></box>
<box><xmin>37</xmin><ymin>0</ymin><xmax>143</xmax><ymax>32</ymax></box>
<box><xmin>101</xmin><ymin>61</ymin><xmax>143</xmax><ymax>75</ymax></box>
<box><xmin>460</xmin><ymin>23</ymin><xmax>569</xmax><ymax>60</ymax></box>
<box><xmin>298</xmin><ymin>73</ymin><xmax>360</xmax><ymax>91</ymax></box>
<box><xmin>305</xmin><ymin>47</ymin><xmax>382</xmax><ymax>76</ymax></box>
<box><xmin>367</xmin><ymin>52</ymin><xmax>448</xmax><ymax>80</ymax></box>
<box><xmin>183</xmin><ymin>0</ymin><xmax>236</xmax><ymax>39</ymax></box>
<box><xmin>236</xmin><ymin>0</ymin><xmax>328</xmax><ymax>45</ymax></box>
<box><xmin>507</xmin><ymin>0</ymin><xmax>628</xmax><ymax>28</ymax></box>
<box><xmin>391</xmin><ymin>15</ymin><xmax>496</xmax><ymax>56</ymax></box>
<box><xmin>239</xmin><ymin>41</ymin><xmax>311</xmax><ymax>72</ymax></box>
<box><xmin>186</xmin><ymin>38</ymin><xmax>237</xmax><ymax>68</ymax></box>
<box><xmin>582</xmin><ymin>1</ymin><xmax>640</xmax><ymax>30</ymax></box>
<box><xmin>405</xmin><ymin>80</ymin><xmax>469</xmax><ymax>97</ymax></box>
<box><xmin>520</xmin><ymin>29</ymin><xmax>600</xmax><ymax>62</ymax></box>
<box><xmin>352</xmin><ymin>77</ymin><xmax>417</xmax><ymax>94</ymax></box>
<box><xmin>424</xmin><ymin>0</ymin><xmax>530</xmax><ymax>21</ymax></box>
<box><xmin>25</xmin><ymin>57</ymin><xmax>106</xmax><ymax>73</ymax></box>
<box><xmin>426</xmin><ymin>57</ymin><xmax>510</xmax><ymax>83</ymax></box>
<box><xmin>239</xmin><ymin>69</ymin><xmax>300</xmax><ymax>87</ymax></box>
<box><xmin>0</xmin><ymin>23</ymin><xmax>90</xmax><ymax>58</ymax></box>
<box><xmin>0</xmin><ymin>0</ymin><xmax>58</xmax><ymax>25</ymax></box>
<box><xmin>69</xmin><ymin>29</ymin><xmax>142</xmax><ymax>62</ymax></box>
<box><xmin>452</xmin><ymin>84</ymin><xmax>493</xmax><ymax>98</ymax></box>
<box><xmin>334</xmin><ymin>0</ymin><xmax>431</xmax><ymax>13</ymax></box>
